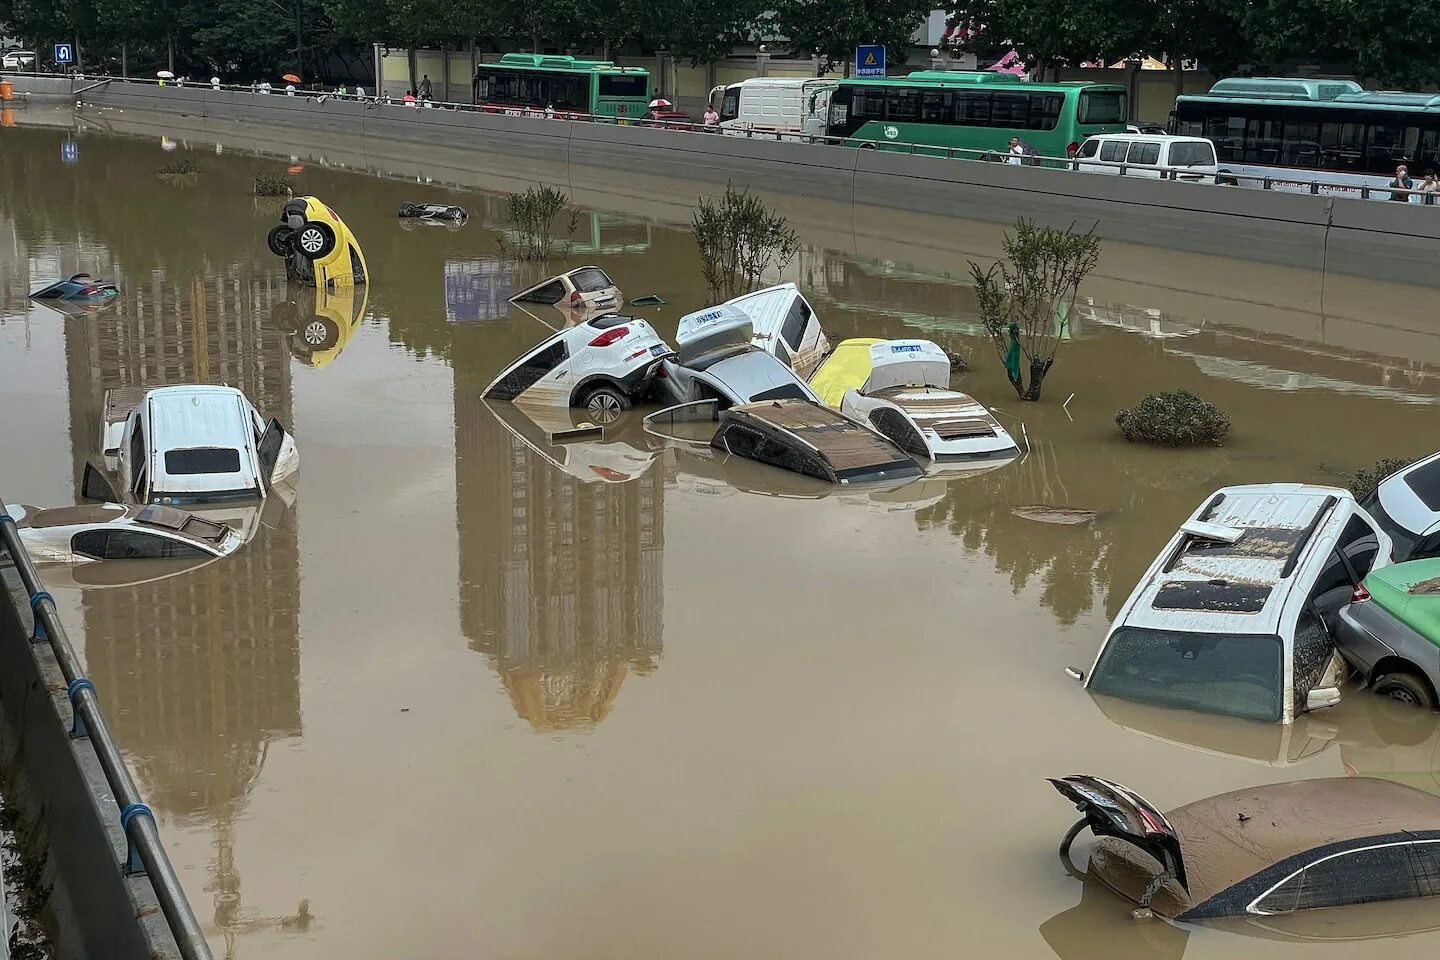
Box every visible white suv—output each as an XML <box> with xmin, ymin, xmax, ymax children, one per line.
<box><xmin>1086</xmin><ymin>483</ymin><xmax>1391</xmax><ymax>723</ymax></box>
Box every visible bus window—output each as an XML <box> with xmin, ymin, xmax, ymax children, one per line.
<box><xmin>1030</xmin><ymin>94</ymin><xmax>1062</xmax><ymax>131</ymax></box>
<box><xmin>991</xmin><ymin>92</ymin><xmax>1030</xmax><ymax>127</ymax></box>
<box><xmin>920</xmin><ymin>90</ymin><xmax>949</xmax><ymax>123</ymax></box>
<box><xmin>1244</xmin><ymin>117</ymin><xmax>1283</xmax><ymax>164</ymax></box>
<box><xmin>955</xmin><ymin>91</ymin><xmax>991</xmax><ymax>126</ymax></box>
<box><xmin>599</xmin><ymin>74</ymin><xmax>647</xmax><ymax>98</ymax></box>
<box><xmin>885</xmin><ymin>87</ymin><xmax>919</xmax><ymax>121</ymax></box>
<box><xmin>1319</xmin><ymin>121</ymin><xmax>1365</xmax><ymax>170</ymax></box>
<box><xmin>1368</xmin><ymin>122</ymin><xmax>1420</xmax><ymax>171</ymax></box>
<box><xmin>1078</xmin><ymin>89</ymin><xmax>1126</xmax><ymax>124</ymax></box>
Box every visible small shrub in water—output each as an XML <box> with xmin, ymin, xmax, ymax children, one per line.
<box><xmin>254</xmin><ymin>172</ymin><xmax>293</xmax><ymax>197</ymax></box>
<box><xmin>1115</xmin><ymin>391</ymin><xmax>1231</xmax><ymax>447</ymax></box>
<box><xmin>1342</xmin><ymin>456</ymin><xmax>1420</xmax><ymax>500</ymax></box>
<box><xmin>691</xmin><ymin>181</ymin><xmax>800</xmax><ymax>301</ymax></box>
<box><xmin>500</xmin><ymin>185</ymin><xmax>572</xmax><ymax>261</ymax></box>
<box><xmin>157</xmin><ymin>156</ymin><xmax>200</xmax><ymax>176</ymax></box>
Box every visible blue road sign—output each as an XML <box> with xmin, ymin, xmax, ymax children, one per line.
<box><xmin>53</xmin><ymin>43</ymin><xmax>74</xmax><ymax>65</ymax></box>
<box><xmin>855</xmin><ymin>44</ymin><xmax>886</xmax><ymax>78</ymax></box>
<box><xmin>61</xmin><ymin>140</ymin><xmax>78</xmax><ymax>164</ymax></box>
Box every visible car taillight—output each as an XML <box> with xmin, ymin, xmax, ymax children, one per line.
<box><xmin>1066</xmin><ymin>142</ymin><xmax>1080</xmax><ymax>158</ymax></box>
<box><xmin>569</xmin><ymin>291</ymin><xmax>582</xmax><ymax>305</ymax></box>
<box><xmin>589</xmin><ymin>326</ymin><xmax>630</xmax><ymax>347</ymax></box>
<box><xmin>1352</xmin><ymin>583</ymin><xmax>1371</xmax><ymax>603</ymax></box>
<box><xmin>80</xmin><ymin>284</ymin><xmax>98</xmax><ymax>295</ymax></box>
<box><xmin>655</xmin><ymin>365</ymin><xmax>668</xmax><ymax>379</ymax></box>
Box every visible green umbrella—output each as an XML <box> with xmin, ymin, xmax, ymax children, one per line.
<box><xmin>1003</xmin><ymin>320</ymin><xmax>1022</xmax><ymax>383</ymax></box>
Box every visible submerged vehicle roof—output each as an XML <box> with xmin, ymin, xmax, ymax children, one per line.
<box><xmin>1123</xmin><ymin>484</ymin><xmax>1353</xmax><ymax>636</ymax></box>
<box><xmin>718</xmin><ymin>399</ymin><xmax>921</xmax><ymax>483</ymax></box>
<box><xmin>1364</xmin><ymin>558</ymin><xmax>1440</xmax><ymax>637</ymax></box>
<box><xmin>809</xmin><ymin>338</ymin><xmax>950</xmax><ymax>407</ymax></box>
<box><xmin>144</xmin><ymin>385</ymin><xmax>254</xmax><ymax>448</ymax></box>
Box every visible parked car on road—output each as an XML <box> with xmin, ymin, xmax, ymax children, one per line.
<box><xmin>808</xmin><ymin>338</ymin><xmax>1019</xmax><ymax>467</ymax></box>
<box><xmin>1073</xmin><ymin>134</ymin><xmax>1218</xmax><ymax>183</ymax></box>
<box><xmin>1361</xmin><ymin>452</ymin><xmax>1440</xmax><ymax>562</ymax></box>
<box><xmin>92</xmin><ymin>385</ymin><xmax>297</xmax><ymax>507</ymax></box>
<box><xmin>5</xmin><ymin>501</ymin><xmax>244</xmax><ymax>564</ymax></box>
<box><xmin>1</xmin><ymin>49</ymin><xmax>36</xmax><ymax>71</ymax></box>
<box><xmin>483</xmin><ymin>313</ymin><xmax>673</xmax><ymax>424</ymax></box>
<box><xmin>1335</xmin><ymin>558</ymin><xmax>1440</xmax><ymax>709</ymax></box>
<box><xmin>1085</xmin><ymin>483</ymin><xmax>1390</xmax><ymax>723</ymax></box>
<box><xmin>1052</xmin><ymin>774</ymin><xmax>1440</xmax><ymax>921</ymax></box>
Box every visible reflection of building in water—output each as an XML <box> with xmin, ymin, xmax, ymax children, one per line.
<box><xmin>445</xmin><ymin>259</ymin><xmax>518</xmax><ymax>323</ymax></box>
<box><xmin>456</xmin><ymin>385</ymin><xmax>664</xmax><ymax>730</ymax></box>
<box><xmin>62</xmin><ymin>268</ymin><xmax>302</xmax><ymax>945</ymax></box>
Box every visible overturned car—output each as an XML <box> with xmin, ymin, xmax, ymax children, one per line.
<box><xmin>266</xmin><ymin>196</ymin><xmax>368</xmax><ymax>288</ymax></box>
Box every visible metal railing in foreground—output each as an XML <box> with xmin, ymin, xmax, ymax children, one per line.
<box><xmin>0</xmin><ymin>506</ymin><xmax>212</xmax><ymax>960</ymax></box>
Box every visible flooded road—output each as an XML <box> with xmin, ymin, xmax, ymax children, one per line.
<box><xmin>5</xmin><ymin>116</ymin><xmax>1440</xmax><ymax>958</ymax></box>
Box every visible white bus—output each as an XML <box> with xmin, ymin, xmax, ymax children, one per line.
<box><xmin>714</xmin><ymin>77</ymin><xmax>836</xmax><ymax>140</ymax></box>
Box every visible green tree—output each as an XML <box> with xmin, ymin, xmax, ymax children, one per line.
<box><xmin>949</xmin><ymin>0</ymin><xmax>1148</xmax><ymax>77</ymax></box>
<box><xmin>768</xmin><ymin>0</ymin><xmax>934</xmax><ymax>72</ymax></box>
<box><xmin>659</xmin><ymin>0</ymin><xmax>763</xmax><ymax>65</ymax></box>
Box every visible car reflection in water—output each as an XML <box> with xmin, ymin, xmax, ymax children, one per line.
<box><xmin>483</xmin><ymin>400</ymin><xmax>659</xmax><ymax>485</ymax></box>
<box><xmin>269</xmin><ymin>282</ymin><xmax>367</xmax><ymax>369</ymax></box>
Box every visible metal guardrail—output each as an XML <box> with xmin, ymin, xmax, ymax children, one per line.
<box><xmin>0</xmin><ymin>508</ymin><xmax>212</xmax><ymax>960</ymax></box>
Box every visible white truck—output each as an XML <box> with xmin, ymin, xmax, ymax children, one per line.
<box><xmin>713</xmin><ymin>77</ymin><xmax>836</xmax><ymax>140</ymax></box>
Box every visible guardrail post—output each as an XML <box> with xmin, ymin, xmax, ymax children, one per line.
<box><xmin>1263</xmin><ymin>177</ymin><xmax>1272</xmax><ymax>190</ymax></box>
<box><xmin>29</xmin><ymin>591</ymin><xmax>52</xmax><ymax>643</ymax></box>
<box><xmin>1310</xmin><ymin>181</ymin><xmax>1320</xmax><ymax>195</ymax></box>
<box><xmin>68</xmin><ymin>679</ymin><xmax>95</xmax><ymax>738</ymax></box>
<box><xmin>119</xmin><ymin>803</ymin><xmax>154</xmax><ymax>876</ymax></box>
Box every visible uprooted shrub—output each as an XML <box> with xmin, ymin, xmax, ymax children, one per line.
<box><xmin>254</xmin><ymin>172</ymin><xmax>294</xmax><ymax>197</ymax></box>
<box><xmin>1115</xmin><ymin>391</ymin><xmax>1231</xmax><ymax>447</ymax></box>
<box><xmin>1342</xmin><ymin>456</ymin><xmax>1421</xmax><ymax>500</ymax></box>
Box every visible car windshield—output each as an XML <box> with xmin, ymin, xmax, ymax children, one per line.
<box><xmin>569</xmin><ymin>268</ymin><xmax>614</xmax><ymax>293</ymax></box>
<box><xmin>1089</xmin><ymin>627</ymin><xmax>1284</xmax><ymax>722</ymax></box>
<box><xmin>1361</xmin><ymin>490</ymin><xmax>1419</xmax><ymax>561</ymax></box>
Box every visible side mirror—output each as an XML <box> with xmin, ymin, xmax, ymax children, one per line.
<box><xmin>80</xmin><ymin>462</ymin><xmax>118</xmax><ymax>502</ymax></box>
<box><xmin>1306</xmin><ymin>687</ymin><xmax>1342</xmax><ymax>712</ymax></box>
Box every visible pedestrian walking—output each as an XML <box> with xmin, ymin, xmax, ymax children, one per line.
<box><xmin>211</xmin><ymin>75</ymin><xmax>221</xmax><ymax>90</ymax></box>
<box><xmin>355</xmin><ymin>84</ymin><xmax>365</xmax><ymax>99</ymax></box>
<box><xmin>1387</xmin><ymin>163</ymin><xmax>1416</xmax><ymax>201</ymax></box>
<box><xmin>419</xmin><ymin>74</ymin><xmax>433</xmax><ymax>100</ymax></box>
<box><xmin>703</xmin><ymin>105</ymin><xmax>719</xmax><ymax>128</ymax></box>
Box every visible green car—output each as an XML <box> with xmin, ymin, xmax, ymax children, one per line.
<box><xmin>1335</xmin><ymin>558</ymin><xmax>1440</xmax><ymax>709</ymax></box>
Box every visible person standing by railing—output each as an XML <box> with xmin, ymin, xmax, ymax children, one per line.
<box><xmin>703</xmin><ymin>105</ymin><xmax>719</xmax><ymax>129</ymax></box>
<box><xmin>1386</xmin><ymin>163</ymin><xmax>1415</xmax><ymax>201</ymax></box>
<box><xmin>1419</xmin><ymin>169</ymin><xmax>1438</xmax><ymax>205</ymax></box>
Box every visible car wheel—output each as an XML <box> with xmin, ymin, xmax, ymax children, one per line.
<box><xmin>1374</xmin><ymin>671</ymin><xmax>1437</xmax><ymax>710</ymax></box>
<box><xmin>399</xmin><ymin>203</ymin><xmax>418</xmax><ymax>217</ymax></box>
<box><xmin>580</xmin><ymin>384</ymin><xmax>630</xmax><ymax>426</ymax></box>
<box><xmin>267</xmin><ymin>224</ymin><xmax>295</xmax><ymax>257</ymax></box>
<box><xmin>301</xmin><ymin>318</ymin><xmax>340</xmax><ymax>349</ymax></box>
<box><xmin>294</xmin><ymin>222</ymin><xmax>336</xmax><ymax>260</ymax></box>
<box><xmin>446</xmin><ymin>206</ymin><xmax>466</xmax><ymax>220</ymax></box>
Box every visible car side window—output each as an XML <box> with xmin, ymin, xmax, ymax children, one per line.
<box><xmin>1127</xmin><ymin>142</ymin><xmax>1161</xmax><ymax>165</ymax></box>
<box><xmin>1256</xmin><ymin>844</ymin><xmax>1422</xmax><ymax>914</ymax></box>
<box><xmin>71</xmin><ymin>530</ymin><xmax>109</xmax><ymax>560</ymax></box>
<box><xmin>129</xmin><ymin>422</ymin><xmax>146</xmax><ymax>496</ymax></box>
<box><xmin>1336</xmin><ymin>514</ymin><xmax>1381</xmax><ymax>581</ymax></box>
<box><xmin>101</xmin><ymin>531</ymin><xmax>208</xmax><ymax>560</ymax></box>
<box><xmin>1100</xmin><ymin>140</ymin><xmax>1127</xmax><ymax>163</ymax></box>
<box><xmin>1077</xmin><ymin>139</ymin><xmax>1099</xmax><ymax>159</ymax></box>
<box><xmin>516</xmin><ymin>280</ymin><xmax>566</xmax><ymax>304</ymax></box>
<box><xmin>719</xmin><ymin>425</ymin><xmax>760</xmax><ymax>458</ymax></box>
<box><xmin>779</xmin><ymin>298</ymin><xmax>812</xmax><ymax>351</ymax></box>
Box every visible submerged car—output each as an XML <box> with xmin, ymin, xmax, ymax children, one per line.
<box><xmin>1085</xmin><ymin>483</ymin><xmax>1390</xmax><ymax>723</ymax></box>
<box><xmin>483</xmin><ymin>313</ymin><xmax>672</xmax><ymax>424</ymax></box>
<box><xmin>510</xmin><ymin>266</ymin><xmax>622</xmax><ymax>313</ymax></box>
<box><xmin>655</xmin><ymin>304</ymin><xmax>821</xmax><ymax>409</ymax></box>
<box><xmin>485</xmin><ymin>400</ymin><xmax>658</xmax><ymax>484</ymax></box>
<box><xmin>1335</xmin><ymin>558</ymin><xmax>1440</xmax><ymax>709</ymax></box>
<box><xmin>809</xmin><ymin>338</ymin><xmax>1019</xmax><ymax>466</ymax></box>
<box><xmin>398</xmin><ymin>202</ymin><xmax>468</xmax><ymax>223</ymax></box>
<box><xmin>92</xmin><ymin>385</ymin><xmax>298</xmax><ymax>506</ymax></box>
<box><xmin>266</xmin><ymin>196</ymin><xmax>368</xmax><ymax>289</ymax></box>
<box><xmin>1052</xmin><ymin>774</ymin><xmax>1440</xmax><ymax>921</ymax></box>
<box><xmin>1362</xmin><ymin>452</ymin><xmax>1440</xmax><ymax>563</ymax></box>
<box><xmin>30</xmin><ymin>273</ymin><xmax>119</xmax><ymax>302</ymax></box>
<box><xmin>5</xmin><ymin>502</ymin><xmax>244</xmax><ymax>564</ymax></box>
<box><xmin>710</xmin><ymin>399</ymin><xmax>922</xmax><ymax>485</ymax></box>
<box><xmin>727</xmin><ymin>282</ymin><xmax>830</xmax><ymax>378</ymax></box>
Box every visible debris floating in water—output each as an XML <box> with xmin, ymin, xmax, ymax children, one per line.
<box><xmin>630</xmin><ymin>295</ymin><xmax>666</xmax><ymax>306</ymax></box>
<box><xmin>1011</xmin><ymin>505</ymin><xmax>1097</xmax><ymax>525</ymax></box>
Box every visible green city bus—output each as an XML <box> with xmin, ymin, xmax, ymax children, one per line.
<box><xmin>826</xmin><ymin>72</ymin><xmax>1128</xmax><ymax>160</ymax></box>
<box><xmin>473</xmin><ymin>54</ymin><xmax>650</xmax><ymax>120</ymax></box>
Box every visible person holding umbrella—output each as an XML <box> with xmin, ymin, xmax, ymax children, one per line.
<box><xmin>156</xmin><ymin>69</ymin><xmax>174</xmax><ymax>87</ymax></box>
<box><xmin>282</xmin><ymin>72</ymin><xmax>300</xmax><ymax>96</ymax></box>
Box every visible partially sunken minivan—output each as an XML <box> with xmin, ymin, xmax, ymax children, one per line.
<box><xmin>1086</xmin><ymin>483</ymin><xmax>1391</xmax><ymax>723</ymax></box>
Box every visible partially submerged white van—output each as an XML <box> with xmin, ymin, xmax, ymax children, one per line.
<box><xmin>714</xmin><ymin>78</ymin><xmax>835</xmax><ymax>139</ymax></box>
<box><xmin>1072</xmin><ymin>134</ymin><xmax>1218</xmax><ymax>183</ymax></box>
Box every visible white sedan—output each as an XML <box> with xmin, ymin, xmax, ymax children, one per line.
<box><xmin>6</xmin><ymin>502</ymin><xmax>244</xmax><ymax>564</ymax></box>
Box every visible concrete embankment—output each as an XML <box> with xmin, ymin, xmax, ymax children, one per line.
<box><xmin>0</xmin><ymin>569</ymin><xmax>183</xmax><ymax>958</ymax></box>
<box><xmin>10</xmin><ymin>75</ymin><xmax>1440</xmax><ymax>289</ymax></box>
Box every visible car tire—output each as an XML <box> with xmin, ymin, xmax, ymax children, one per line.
<box><xmin>1374</xmin><ymin>671</ymin><xmax>1437</xmax><ymax>710</ymax></box>
<box><xmin>446</xmin><ymin>206</ymin><xmax>465</xmax><ymax>220</ymax></box>
<box><xmin>267</xmin><ymin>224</ymin><xmax>295</xmax><ymax>257</ymax></box>
<box><xmin>300</xmin><ymin>318</ymin><xmax>340</xmax><ymax>350</ymax></box>
<box><xmin>399</xmin><ymin>203</ymin><xmax>418</xmax><ymax>217</ymax></box>
<box><xmin>580</xmin><ymin>384</ymin><xmax>630</xmax><ymax>426</ymax></box>
<box><xmin>294</xmin><ymin>221</ymin><xmax>336</xmax><ymax>260</ymax></box>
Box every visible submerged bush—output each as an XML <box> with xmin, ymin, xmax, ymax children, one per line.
<box><xmin>1115</xmin><ymin>391</ymin><xmax>1230</xmax><ymax>447</ymax></box>
<box><xmin>1342</xmin><ymin>456</ymin><xmax>1420</xmax><ymax>500</ymax></box>
<box><xmin>254</xmin><ymin>172</ymin><xmax>293</xmax><ymax>197</ymax></box>
<box><xmin>499</xmin><ymin>185</ymin><xmax>574</xmax><ymax>261</ymax></box>
<box><xmin>157</xmin><ymin>156</ymin><xmax>199</xmax><ymax>177</ymax></box>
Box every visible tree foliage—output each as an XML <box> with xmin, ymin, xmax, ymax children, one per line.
<box><xmin>766</xmin><ymin>0</ymin><xmax>935</xmax><ymax>71</ymax></box>
<box><xmin>691</xmin><ymin>181</ymin><xmax>799</xmax><ymax>301</ymax></box>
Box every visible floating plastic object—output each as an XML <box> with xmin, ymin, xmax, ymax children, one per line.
<box><xmin>630</xmin><ymin>295</ymin><xmax>666</xmax><ymax>306</ymax></box>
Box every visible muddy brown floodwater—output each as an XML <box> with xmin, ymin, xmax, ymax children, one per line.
<box><xmin>4</xmin><ymin>114</ymin><xmax>1440</xmax><ymax>959</ymax></box>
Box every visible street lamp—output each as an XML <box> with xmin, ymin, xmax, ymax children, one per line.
<box><xmin>756</xmin><ymin>43</ymin><xmax>769</xmax><ymax>79</ymax></box>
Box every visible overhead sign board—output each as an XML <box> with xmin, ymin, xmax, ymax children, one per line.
<box><xmin>855</xmin><ymin>44</ymin><xmax>886</xmax><ymax>78</ymax></box>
